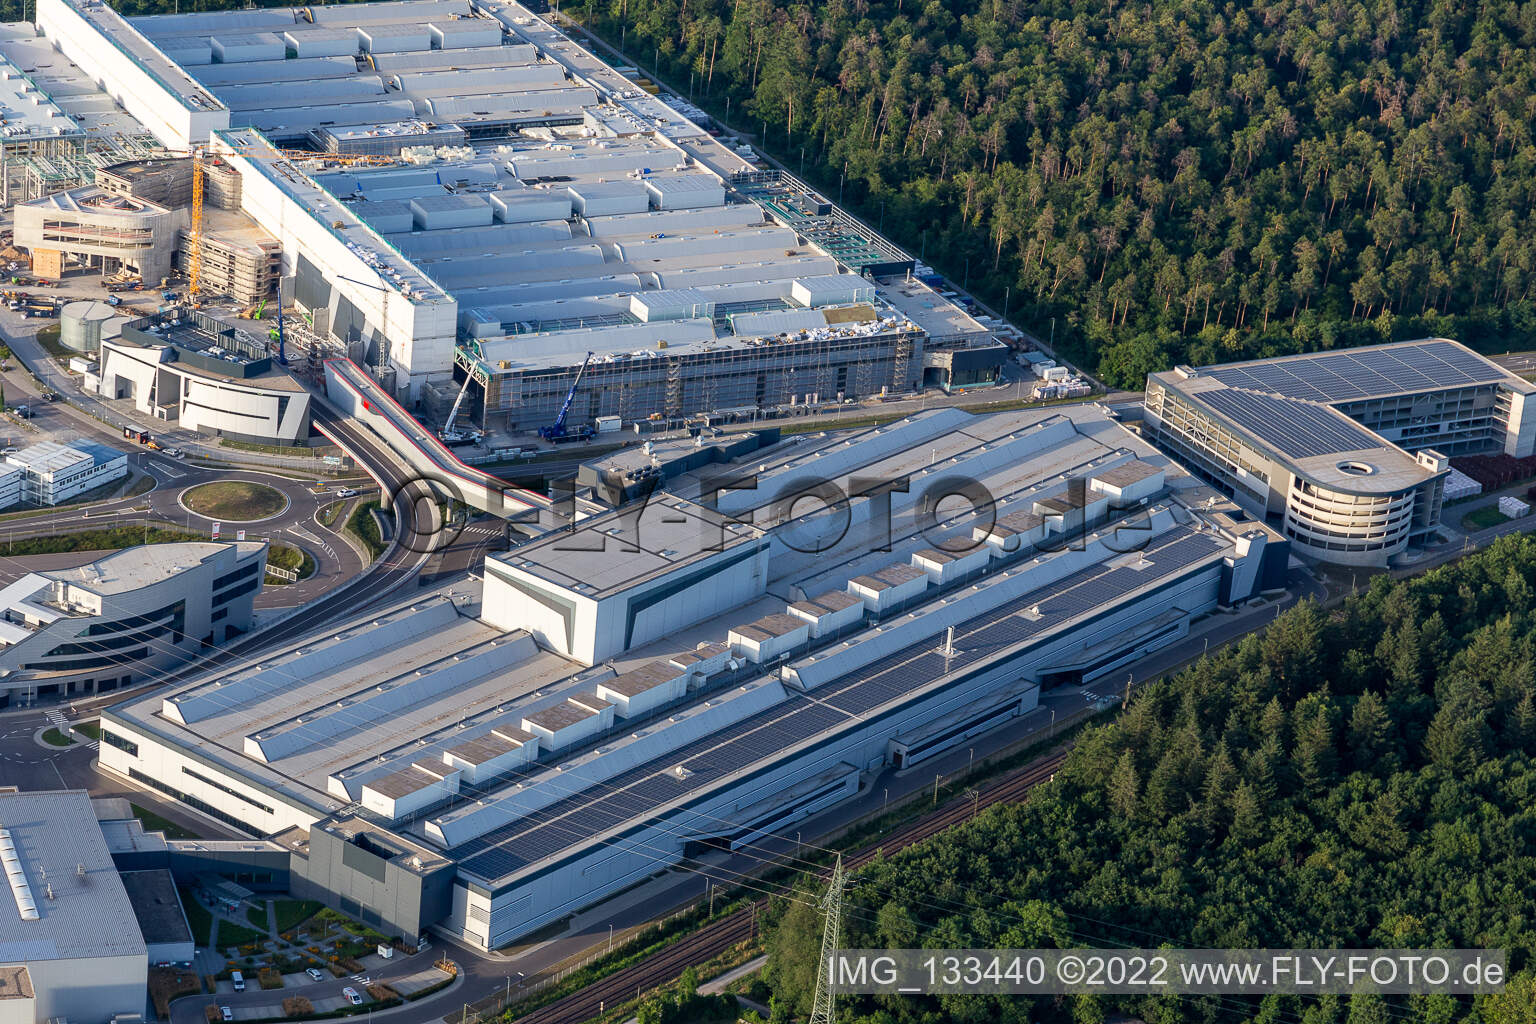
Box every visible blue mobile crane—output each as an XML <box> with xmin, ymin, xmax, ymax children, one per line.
<box><xmin>539</xmin><ymin>351</ymin><xmax>594</xmax><ymax>442</ymax></box>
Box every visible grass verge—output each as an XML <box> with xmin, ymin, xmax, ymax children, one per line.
<box><xmin>264</xmin><ymin>543</ymin><xmax>315</xmax><ymax>584</ymax></box>
<box><xmin>74</xmin><ymin>719</ymin><xmax>100</xmax><ymax>740</ymax></box>
<box><xmin>0</xmin><ymin>525</ymin><xmax>203</xmax><ymax>556</ymax></box>
<box><xmin>179</xmin><ymin>885</ymin><xmax>214</xmax><ymax>946</ymax></box>
<box><xmin>273</xmin><ymin>899</ymin><xmax>324</xmax><ymax>933</ymax></box>
<box><xmin>345</xmin><ymin>500</ymin><xmax>384</xmax><ymax>561</ymax></box>
<box><xmin>133</xmin><ymin>803</ymin><xmax>201</xmax><ymax>841</ymax></box>
<box><xmin>317</xmin><ymin>500</ymin><xmax>344</xmax><ymax>528</ymax></box>
<box><xmin>40</xmin><ymin>727</ymin><xmax>73</xmax><ymax>746</ymax></box>
<box><xmin>33</xmin><ymin>323</ymin><xmax>69</xmax><ymax>360</ymax></box>
<box><xmin>217</xmin><ymin>919</ymin><xmax>267</xmax><ymax>949</ymax></box>
<box><xmin>1462</xmin><ymin>505</ymin><xmax>1513</xmax><ymax>531</ymax></box>
<box><xmin>246</xmin><ymin>903</ymin><xmax>269</xmax><ymax>932</ymax></box>
<box><xmin>182</xmin><ymin>481</ymin><xmax>286</xmax><ymax>521</ymax></box>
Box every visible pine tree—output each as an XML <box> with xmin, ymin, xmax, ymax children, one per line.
<box><xmin>1108</xmin><ymin>750</ymin><xmax>1139</xmax><ymax>819</ymax></box>
<box><xmin>1347</xmin><ymin>691</ymin><xmax>1391</xmax><ymax>771</ymax></box>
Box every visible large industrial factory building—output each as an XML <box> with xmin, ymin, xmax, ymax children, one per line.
<box><xmin>99</xmin><ymin>404</ymin><xmax>1289</xmax><ymax>949</ymax></box>
<box><xmin>29</xmin><ymin>0</ymin><xmax>1003</xmax><ymax>432</ymax></box>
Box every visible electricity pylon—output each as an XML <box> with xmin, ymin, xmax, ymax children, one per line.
<box><xmin>809</xmin><ymin>854</ymin><xmax>846</xmax><ymax>1024</ymax></box>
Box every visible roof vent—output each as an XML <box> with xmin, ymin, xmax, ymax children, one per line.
<box><xmin>0</xmin><ymin>827</ymin><xmax>37</xmax><ymax>921</ymax></box>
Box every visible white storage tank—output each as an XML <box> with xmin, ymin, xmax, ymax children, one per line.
<box><xmin>787</xmin><ymin>590</ymin><xmax>864</xmax><ymax>638</ymax></box>
<box><xmin>910</xmin><ymin>545</ymin><xmax>991</xmax><ymax>586</ymax></box>
<box><xmin>729</xmin><ymin>613</ymin><xmax>812</xmax><ymax>664</ymax></box>
<box><xmin>847</xmin><ymin>562</ymin><xmax>927</xmax><ymax>614</ymax></box>
<box><xmin>60</xmin><ymin>300</ymin><xmax>118</xmax><ymax>353</ymax></box>
<box><xmin>595</xmin><ymin>660</ymin><xmax>688</xmax><ymax>717</ymax></box>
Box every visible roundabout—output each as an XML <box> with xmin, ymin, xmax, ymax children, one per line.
<box><xmin>178</xmin><ymin>480</ymin><xmax>290</xmax><ymax>522</ymax></box>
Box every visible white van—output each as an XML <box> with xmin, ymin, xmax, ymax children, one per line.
<box><xmin>230</xmin><ymin>970</ymin><xmax>245</xmax><ymax>992</ymax></box>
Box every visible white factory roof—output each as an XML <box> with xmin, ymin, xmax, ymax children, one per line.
<box><xmin>0</xmin><ymin>790</ymin><xmax>147</xmax><ymax>965</ymax></box>
<box><xmin>87</xmin><ymin>0</ymin><xmax>982</xmax><ymax>376</ymax></box>
<box><xmin>5</xmin><ymin>439</ymin><xmax>124</xmax><ymax>477</ymax></box>
<box><xmin>0</xmin><ymin>43</ymin><xmax>83</xmax><ymax>141</ymax></box>
<box><xmin>488</xmin><ymin>495</ymin><xmax>764</xmax><ymax>599</ymax></box>
<box><xmin>112</xmin><ymin>590</ymin><xmax>611</xmax><ymax>812</ymax></box>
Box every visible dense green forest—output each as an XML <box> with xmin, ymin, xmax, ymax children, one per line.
<box><xmin>578</xmin><ymin>0</ymin><xmax>1536</xmax><ymax>386</ymax></box>
<box><xmin>760</xmin><ymin>534</ymin><xmax>1536</xmax><ymax>1023</ymax></box>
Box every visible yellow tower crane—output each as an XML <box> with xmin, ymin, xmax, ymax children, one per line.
<box><xmin>181</xmin><ymin>145</ymin><xmax>400</xmax><ymax>299</ymax></box>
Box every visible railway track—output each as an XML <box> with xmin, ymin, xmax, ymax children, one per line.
<box><xmin>509</xmin><ymin>748</ymin><xmax>1070</xmax><ymax>1024</ymax></box>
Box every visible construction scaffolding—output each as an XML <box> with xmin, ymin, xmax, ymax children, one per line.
<box><xmin>3</xmin><ymin>133</ymin><xmax>163</xmax><ymax>206</ymax></box>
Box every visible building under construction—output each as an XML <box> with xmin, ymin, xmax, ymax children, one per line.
<box><xmin>180</xmin><ymin>208</ymin><xmax>282</xmax><ymax>305</ymax></box>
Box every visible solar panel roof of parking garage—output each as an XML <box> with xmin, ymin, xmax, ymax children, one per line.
<box><xmin>1191</xmin><ymin>388</ymin><xmax>1386</xmax><ymax>460</ymax></box>
<box><xmin>1200</xmin><ymin>339</ymin><xmax>1516</xmax><ymax>402</ymax></box>
<box><xmin>451</xmin><ymin>526</ymin><xmax>1228</xmax><ymax>884</ymax></box>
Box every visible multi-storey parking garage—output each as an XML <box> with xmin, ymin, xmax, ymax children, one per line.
<box><xmin>99</xmin><ymin>405</ymin><xmax>1288</xmax><ymax>948</ymax></box>
<box><xmin>1144</xmin><ymin>339</ymin><xmax>1536</xmax><ymax>566</ymax></box>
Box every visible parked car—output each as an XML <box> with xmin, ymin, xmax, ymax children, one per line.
<box><xmin>230</xmin><ymin>970</ymin><xmax>245</xmax><ymax>992</ymax></box>
<box><xmin>161</xmin><ymin>447</ymin><xmax>185</xmax><ymax>459</ymax></box>
<box><xmin>342</xmin><ymin>986</ymin><xmax>363</xmax><ymax>1005</ymax></box>
<box><xmin>220</xmin><ymin>1009</ymin><xmax>233</xmax><ymax>1022</ymax></box>
<box><xmin>305</xmin><ymin>967</ymin><xmax>323</xmax><ymax>982</ymax></box>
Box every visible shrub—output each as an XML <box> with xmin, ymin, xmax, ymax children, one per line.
<box><xmin>258</xmin><ymin>967</ymin><xmax>283</xmax><ymax>990</ymax></box>
<box><xmin>282</xmin><ymin>995</ymin><xmax>313</xmax><ymax>1017</ymax></box>
<box><xmin>366</xmin><ymin>982</ymin><xmax>398</xmax><ymax>1002</ymax></box>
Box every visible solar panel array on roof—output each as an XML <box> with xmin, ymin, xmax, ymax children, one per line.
<box><xmin>452</xmin><ymin>527</ymin><xmax>1227</xmax><ymax>882</ymax></box>
<box><xmin>1202</xmin><ymin>341</ymin><xmax>1504</xmax><ymax>402</ymax></box>
<box><xmin>1193</xmin><ymin>389</ymin><xmax>1383</xmax><ymax>460</ymax></box>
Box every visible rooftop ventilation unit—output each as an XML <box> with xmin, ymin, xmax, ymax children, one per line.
<box><xmin>0</xmin><ymin>827</ymin><xmax>38</xmax><ymax>921</ymax></box>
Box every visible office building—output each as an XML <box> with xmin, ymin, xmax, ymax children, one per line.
<box><xmin>6</xmin><ymin>439</ymin><xmax>128</xmax><ymax>505</ymax></box>
<box><xmin>97</xmin><ymin>308</ymin><xmax>311</xmax><ymax>445</ymax></box>
<box><xmin>0</xmin><ymin>540</ymin><xmax>266</xmax><ymax>704</ymax></box>
<box><xmin>1145</xmin><ymin>339</ymin><xmax>1536</xmax><ymax>566</ymax></box>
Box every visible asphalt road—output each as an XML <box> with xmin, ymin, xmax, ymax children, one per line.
<box><xmin>0</xmin><ymin>454</ymin><xmax>363</xmax><ymax>610</ymax></box>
